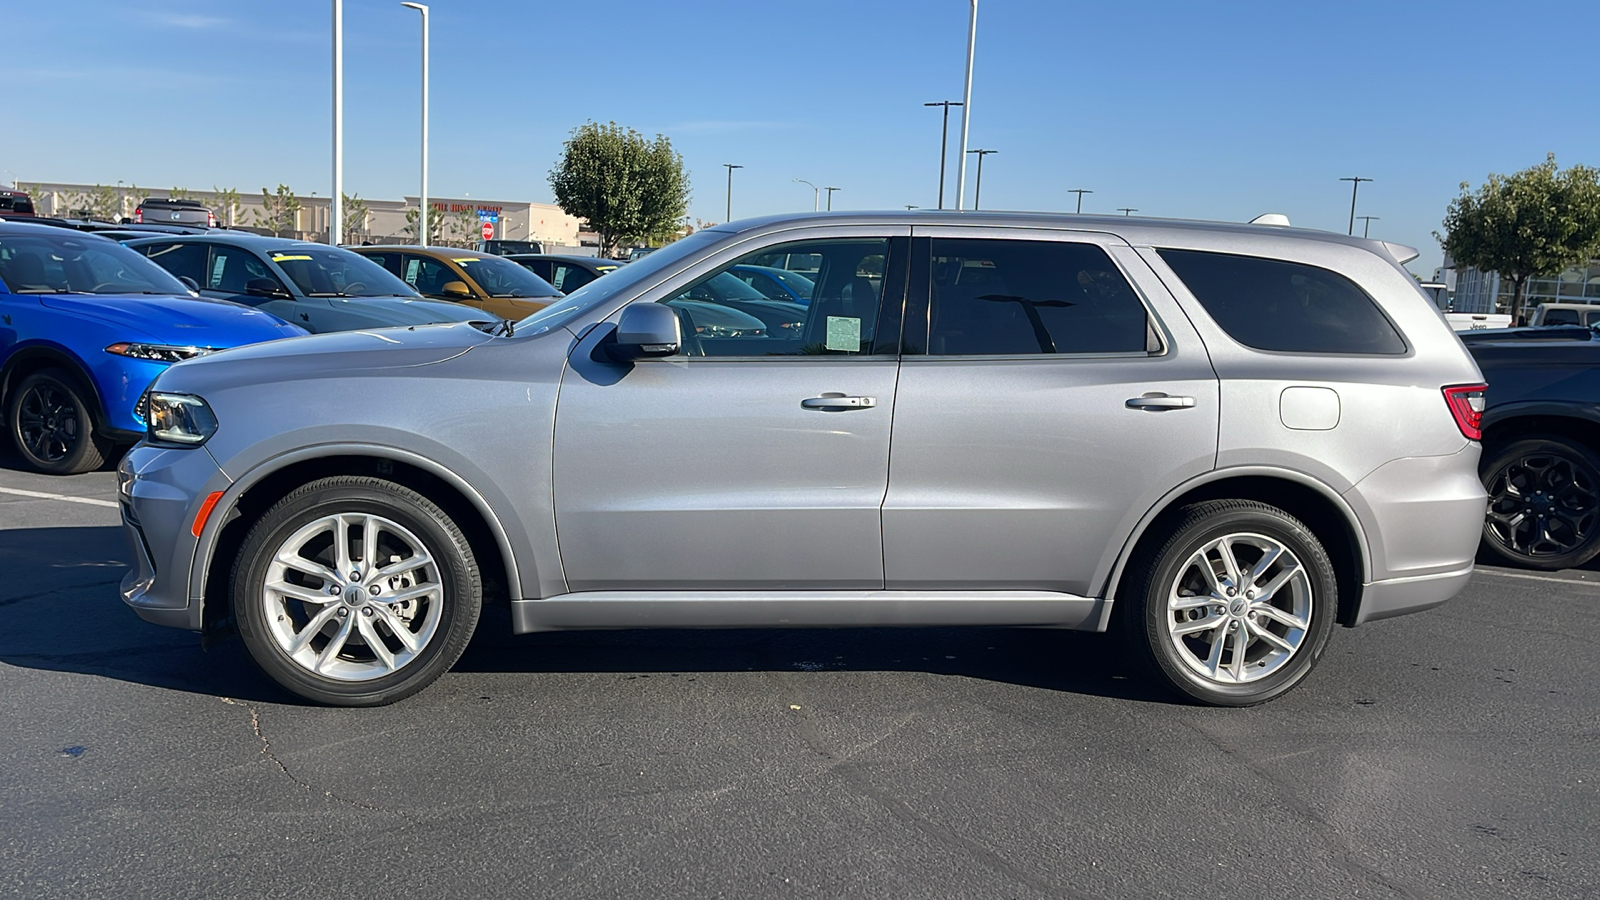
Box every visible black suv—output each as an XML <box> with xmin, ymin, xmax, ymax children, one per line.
<box><xmin>134</xmin><ymin>197</ymin><xmax>215</xmax><ymax>228</ymax></box>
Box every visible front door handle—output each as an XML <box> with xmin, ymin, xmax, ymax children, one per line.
<box><xmin>1125</xmin><ymin>393</ymin><xmax>1196</xmax><ymax>410</ymax></box>
<box><xmin>802</xmin><ymin>393</ymin><xmax>877</xmax><ymax>411</ymax></box>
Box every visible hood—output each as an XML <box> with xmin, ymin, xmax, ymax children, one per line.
<box><xmin>156</xmin><ymin>320</ymin><xmax>496</xmax><ymax>394</ymax></box>
<box><xmin>37</xmin><ymin>292</ymin><xmax>303</xmax><ymax>344</ymax></box>
<box><xmin>325</xmin><ymin>296</ymin><xmax>502</xmax><ymax>325</ymax></box>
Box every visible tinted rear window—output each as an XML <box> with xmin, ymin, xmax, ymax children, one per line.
<box><xmin>1158</xmin><ymin>248</ymin><xmax>1406</xmax><ymax>354</ymax></box>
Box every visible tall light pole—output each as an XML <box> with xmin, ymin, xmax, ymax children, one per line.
<box><xmin>331</xmin><ymin>0</ymin><xmax>343</xmax><ymax>244</ymax></box>
<box><xmin>723</xmin><ymin>164</ymin><xmax>743</xmax><ymax>222</ymax></box>
<box><xmin>1067</xmin><ymin>188</ymin><xmax>1092</xmax><ymax>214</ymax></box>
<box><xmin>1358</xmin><ymin>215</ymin><xmax>1380</xmax><ymax>238</ymax></box>
<box><xmin>1340</xmin><ymin>176</ymin><xmax>1371</xmax><ymax>236</ymax></box>
<box><xmin>824</xmin><ymin>186</ymin><xmax>840</xmax><ymax>211</ymax></box>
<box><xmin>955</xmin><ymin>0</ymin><xmax>978</xmax><ymax>210</ymax></box>
<box><xmin>793</xmin><ymin>178</ymin><xmax>818</xmax><ymax>212</ymax></box>
<box><xmin>966</xmin><ymin>149</ymin><xmax>996</xmax><ymax>210</ymax></box>
<box><xmin>1117</xmin><ymin>207</ymin><xmax>1138</xmax><ymax>216</ymax></box>
<box><xmin>923</xmin><ymin>100</ymin><xmax>963</xmax><ymax>209</ymax></box>
<box><xmin>401</xmin><ymin>2</ymin><xmax>429</xmax><ymax>246</ymax></box>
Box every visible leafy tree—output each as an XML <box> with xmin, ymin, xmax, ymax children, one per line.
<box><xmin>252</xmin><ymin>184</ymin><xmax>301</xmax><ymax>235</ymax></box>
<box><xmin>168</xmin><ymin>186</ymin><xmax>194</xmax><ymax>201</ymax></box>
<box><xmin>403</xmin><ymin>206</ymin><xmax>444</xmax><ymax>244</ymax></box>
<box><xmin>548</xmin><ymin>121</ymin><xmax>689</xmax><ymax>256</ymax></box>
<box><xmin>341</xmin><ymin>192</ymin><xmax>370</xmax><ymax>243</ymax></box>
<box><xmin>78</xmin><ymin>184</ymin><xmax>122</xmax><ymax>221</ymax></box>
<box><xmin>450</xmin><ymin>205</ymin><xmax>480</xmax><ymax>246</ymax></box>
<box><xmin>212</xmin><ymin>186</ymin><xmax>242</xmax><ymax>227</ymax></box>
<box><xmin>1438</xmin><ymin>154</ymin><xmax>1600</xmax><ymax>322</ymax></box>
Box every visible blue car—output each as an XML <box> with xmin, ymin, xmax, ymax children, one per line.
<box><xmin>728</xmin><ymin>263</ymin><xmax>815</xmax><ymax>304</ymax></box>
<box><xmin>0</xmin><ymin>222</ymin><xmax>306</xmax><ymax>474</ymax></box>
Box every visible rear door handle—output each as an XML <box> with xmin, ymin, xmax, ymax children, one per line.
<box><xmin>802</xmin><ymin>394</ymin><xmax>877</xmax><ymax>411</ymax></box>
<box><xmin>1125</xmin><ymin>393</ymin><xmax>1196</xmax><ymax>410</ymax></box>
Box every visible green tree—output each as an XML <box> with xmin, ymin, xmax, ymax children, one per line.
<box><xmin>252</xmin><ymin>184</ymin><xmax>302</xmax><ymax>235</ymax></box>
<box><xmin>548</xmin><ymin>121</ymin><xmax>689</xmax><ymax>256</ymax></box>
<box><xmin>404</xmin><ymin>206</ymin><xmax>444</xmax><ymax>244</ymax></box>
<box><xmin>450</xmin><ymin>205</ymin><xmax>480</xmax><ymax>247</ymax></box>
<box><xmin>341</xmin><ymin>192</ymin><xmax>370</xmax><ymax>243</ymax></box>
<box><xmin>168</xmin><ymin>186</ymin><xmax>194</xmax><ymax>201</ymax></box>
<box><xmin>211</xmin><ymin>186</ymin><xmax>242</xmax><ymax>227</ymax></box>
<box><xmin>1438</xmin><ymin>154</ymin><xmax>1600</xmax><ymax>323</ymax></box>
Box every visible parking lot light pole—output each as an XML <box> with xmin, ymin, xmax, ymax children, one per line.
<box><xmin>966</xmin><ymin>149</ymin><xmax>996</xmax><ymax>210</ymax></box>
<box><xmin>1358</xmin><ymin>215</ymin><xmax>1380</xmax><ymax>238</ymax></box>
<box><xmin>1067</xmin><ymin>188</ymin><xmax>1092</xmax><ymax>213</ymax></box>
<box><xmin>723</xmin><ymin>164</ymin><xmax>743</xmax><ymax>222</ymax></box>
<box><xmin>1118</xmin><ymin>207</ymin><xmax>1137</xmax><ymax>216</ymax></box>
<box><xmin>1340</xmin><ymin>176</ymin><xmax>1372</xmax><ymax>236</ymax></box>
<box><xmin>924</xmin><ymin>100</ymin><xmax>963</xmax><ymax>209</ymax></box>
<box><xmin>793</xmin><ymin>178</ymin><xmax>818</xmax><ymax>211</ymax></box>
<box><xmin>955</xmin><ymin>0</ymin><xmax>978</xmax><ymax>211</ymax></box>
<box><xmin>825</xmin><ymin>187</ymin><xmax>840</xmax><ymax>211</ymax></box>
<box><xmin>401</xmin><ymin>2</ymin><xmax>429</xmax><ymax>246</ymax></box>
<box><xmin>331</xmin><ymin>0</ymin><xmax>342</xmax><ymax>245</ymax></box>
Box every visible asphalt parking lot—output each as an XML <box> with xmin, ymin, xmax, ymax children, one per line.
<box><xmin>2</xmin><ymin>456</ymin><xmax>1597</xmax><ymax>899</ymax></box>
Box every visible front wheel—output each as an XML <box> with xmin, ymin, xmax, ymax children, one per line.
<box><xmin>6</xmin><ymin>369</ymin><xmax>109</xmax><ymax>475</ymax></box>
<box><xmin>1121</xmin><ymin>500</ymin><xmax>1337</xmax><ymax>707</ymax></box>
<box><xmin>233</xmin><ymin>476</ymin><xmax>482</xmax><ymax>706</ymax></box>
<box><xmin>1479</xmin><ymin>435</ymin><xmax>1600</xmax><ymax>570</ymax></box>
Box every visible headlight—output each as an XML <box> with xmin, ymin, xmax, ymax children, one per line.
<box><xmin>146</xmin><ymin>392</ymin><xmax>218</xmax><ymax>446</ymax></box>
<box><xmin>105</xmin><ymin>342</ymin><xmax>216</xmax><ymax>363</ymax></box>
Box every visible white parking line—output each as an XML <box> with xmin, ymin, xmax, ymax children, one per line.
<box><xmin>0</xmin><ymin>486</ymin><xmax>119</xmax><ymax>509</ymax></box>
<box><xmin>1474</xmin><ymin>567</ymin><xmax>1600</xmax><ymax>587</ymax></box>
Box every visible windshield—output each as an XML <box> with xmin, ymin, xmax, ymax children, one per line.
<box><xmin>268</xmin><ymin>246</ymin><xmax>421</xmax><ymax>298</ymax></box>
<box><xmin>0</xmin><ymin>230</ymin><xmax>191</xmax><ymax>295</ymax></box>
<box><xmin>455</xmin><ymin>254</ymin><xmax>560</xmax><ymax>298</ymax></box>
<box><xmin>516</xmin><ymin>230</ymin><xmax>727</xmax><ymax>335</ymax></box>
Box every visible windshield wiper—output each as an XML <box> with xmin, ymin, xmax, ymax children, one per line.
<box><xmin>496</xmin><ymin>319</ymin><xmax>515</xmax><ymax>336</ymax></box>
<box><xmin>307</xmin><ymin>292</ymin><xmax>356</xmax><ymax>298</ymax></box>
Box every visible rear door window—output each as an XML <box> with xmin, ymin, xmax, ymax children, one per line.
<box><xmin>920</xmin><ymin>238</ymin><xmax>1154</xmax><ymax>356</ymax></box>
<box><xmin>1158</xmin><ymin>248</ymin><xmax>1406</xmax><ymax>354</ymax></box>
<box><xmin>137</xmin><ymin>242</ymin><xmax>207</xmax><ymax>284</ymax></box>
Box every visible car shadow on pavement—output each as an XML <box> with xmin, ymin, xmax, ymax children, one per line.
<box><xmin>1</xmin><ymin>525</ymin><xmax>1168</xmax><ymax>705</ymax></box>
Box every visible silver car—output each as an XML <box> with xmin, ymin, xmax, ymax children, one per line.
<box><xmin>118</xmin><ymin>211</ymin><xmax>1489</xmax><ymax>707</ymax></box>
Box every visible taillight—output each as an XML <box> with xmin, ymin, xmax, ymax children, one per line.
<box><xmin>134</xmin><ymin>209</ymin><xmax>143</xmax><ymax>223</ymax></box>
<box><xmin>207</xmin><ymin>212</ymin><xmax>216</xmax><ymax>227</ymax></box>
<box><xmin>1442</xmin><ymin>384</ymin><xmax>1487</xmax><ymax>441</ymax></box>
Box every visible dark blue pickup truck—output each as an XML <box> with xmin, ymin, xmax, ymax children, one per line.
<box><xmin>1461</xmin><ymin>326</ymin><xmax>1600</xmax><ymax>569</ymax></box>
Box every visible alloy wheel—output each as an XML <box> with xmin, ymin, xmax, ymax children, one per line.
<box><xmin>17</xmin><ymin>382</ymin><xmax>80</xmax><ymax>464</ymax></box>
<box><xmin>262</xmin><ymin>512</ymin><xmax>444</xmax><ymax>681</ymax></box>
<box><xmin>1485</xmin><ymin>451</ymin><xmax>1600</xmax><ymax>560</ymax></box>
<box><xmin>1165</xmin><ymin>532</ymin><xmax>1312</xmax><ymax>684</ymax></box>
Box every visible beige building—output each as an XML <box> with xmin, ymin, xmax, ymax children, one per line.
<box><xmin>18</xmin><ymin>181</ymin><xmax>589</xmax><ymax>249</ymax></box>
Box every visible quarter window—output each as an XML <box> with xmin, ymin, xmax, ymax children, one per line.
<box><xmin>925</xmin><ymin>238</ymin><xmax>1153</xmax><ymax>355</ymax></box>
<box><xmin>654</xmin><ymin>238</ymin><xmax>893</xmax><ymax>357</ymax></box>
<box><xmin>1158</xmin><ymin>248</ymin><xmax>1406</xmax><ymax>354</ymax></box>
<box><xmin>137</xmin><ymin>242</ymin><xmax>207</xmax><ymax>284</ymax></box>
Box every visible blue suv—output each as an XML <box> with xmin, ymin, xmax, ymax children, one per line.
<box><xmin>0</xmin><ymin>222</ymin><xmax>305</xmax><ymax>474</ymax></box>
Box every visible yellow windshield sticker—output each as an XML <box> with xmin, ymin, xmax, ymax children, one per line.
<box><xmin>271</xmin><ymin>254</ymin><xmax>313</xmax><ymax>261</ymax></box>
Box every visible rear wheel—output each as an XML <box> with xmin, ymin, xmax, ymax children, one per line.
<box><xmin>233</xmin><ymin>476</ymin><xmax>482</xmax><ymax>706</ymax></box>
<box><xmin>1121</xmin><ymin>500</ymin><xmax>1337</xmax><ymax>706</ymax></box>
<box><xmin>6</xmin><ymin>369</ymin><xmax>108</xmax><ymax>475</ymax></box>
<box><xmin>1480</xmin><ymin>435</ymin><xmax>1600</xmax><ymax>570</ymax></box>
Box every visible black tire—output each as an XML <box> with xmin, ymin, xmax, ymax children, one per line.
<box><xmin>6</xmin><ymin>368</ymin><xmax>109</xmax><ymax>475</ymax></box>
<box><xmin>1479</xmin><ymin>435</ymin><xmax>1600</xmax><ymax>571</ymax></box>
<box><xmin>233</xmin><ymin>476</ymin><xmax>482</xmax><ymax>706</ymax></box>
<box><xmin>1119</xmin><ymin>500</ymin><xmax>1337</xmax><ymax>707</ymax></box>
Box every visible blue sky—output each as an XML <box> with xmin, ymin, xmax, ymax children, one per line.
<box><xmin>3</xmin><ymin>0</ymin><xmax>1595</xmax><ymax>273</ymax></box>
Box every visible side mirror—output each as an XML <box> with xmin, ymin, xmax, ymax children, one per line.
<box><xmin>177</xmin><ymin>275</ymin><xmax>199</xmax><ymax>292</ymax></box>
<box><xmin>606</xmin><ymin>303</ymin><xmax>680</xmax><ymax>361</ymax></box>
<box><xmin>441</xmin><ymin>280</ymin><xmax>472</xmax><ymax>299</ymax></box>
<box><xmin>245</xmin><ymin>278</ymin><xmax>291</xmax><ymax>300</ymax></box>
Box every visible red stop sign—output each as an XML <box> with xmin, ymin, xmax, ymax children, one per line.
<box><xmin>480</xmin><ymin>220</ymin><xmax>494</xmax><ymax>240</ymax></box>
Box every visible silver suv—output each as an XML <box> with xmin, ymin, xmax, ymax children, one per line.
<box><xmin>118</xmin><ymin>212</ymin><xmax>1488</xmax><ymax>707</ymax></box>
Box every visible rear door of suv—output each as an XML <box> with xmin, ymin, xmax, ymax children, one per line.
<box><xmin>882</xmin><ymin>227</ymin><xmax>1220</xmax><ymax>596</ymax></box>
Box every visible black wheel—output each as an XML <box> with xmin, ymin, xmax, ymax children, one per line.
<box><xmin>1480</xmin><ymin>435</ymin><xmax>1600</xmax><ymax>570</ymax></box>
<box><xmin>232</xmin><ymin>476</ymin><xmax>482</xmax><ymax>706</ymax></box>
<box><xmin>1120</xmin><ymin>500</ymin><xmax>1337</xmax><ymax>707</ymax></box>
<box><xmin>6</xmin><ymin>368</ymin><xmax>108</xmax><ymax>475</ymax></box>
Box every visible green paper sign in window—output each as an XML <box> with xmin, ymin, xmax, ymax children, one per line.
<box><xmin>825</xmin><ymin>316</ymin><xmax>861</xmax><ymax>352</ymax></box>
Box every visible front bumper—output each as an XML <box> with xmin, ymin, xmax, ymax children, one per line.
<box><xmin>118</xmin><ymin>443</ymin><xmax>232</xmax><ymax>632</ymax></box>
